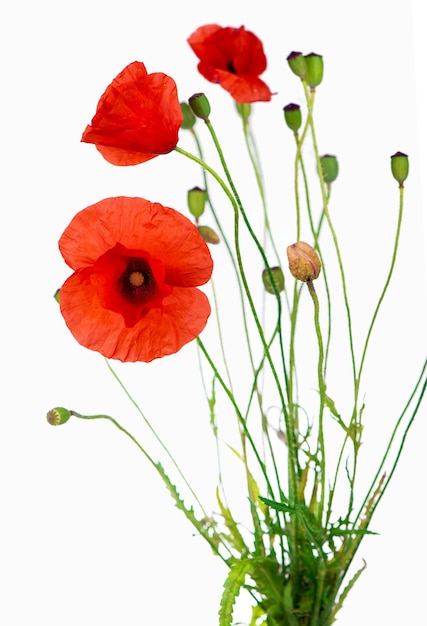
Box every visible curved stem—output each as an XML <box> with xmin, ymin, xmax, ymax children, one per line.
<box><xmin>197</xmin><ymin>337</ymin><xmax>277</xmax><ymax>500</ymax></box>
<box><xmin>105</xmin><ymin>360</ymin><xmax>209</xmax><ymax>517</ymax></box>
<box><xmin>70</xmin><ymin>410</ymin><xmax>229</xmax><ymax>561</ymax></box>
<box><xmin>304</xmin><ymin>83</ymin><xmax>357</xmax><ymax>391</ymax></box>
<box><xmin>177</xmin><ymin>139</ymin><xmax>295</xmax><ymax>500</ymax></box>
<box><xmin>356</xmin><ymin>185</ymin><xmax>405</xmax><ymax>387</ymax></box>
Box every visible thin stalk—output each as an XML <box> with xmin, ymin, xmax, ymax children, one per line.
<box><xmin>176</xmin><ymin>143</ymin><xmax>294</xmax><ymax>499</ymax></box>
<box><xmin>354</xmin><ymin>355</ymin><xmax>427</xmax><ymax>527</ymax></box>
<box><xmin>210</xmin><ymin>277</ymin><xmax>234</xmax><ymax>391</ymax></box>
<box><xmin>177</xmin><ymin>142</ymin><xmax>284</xmax><ymax>558</ymax></box>
<box><xmin>197</xmin><ymin>337</ymin><xmax>277</xmax><ymax>501</ymax></box>
<box><xmin>105</xmin><ymin>360</ymin><xmax>209</xmax><ymax>518</ymax></box>
<box><xmin>325</xmin><ymin>359</ymin><xmax>427</xmax><ymax>616</ymax></box>
<box><xmin>307</xmin><ymin>280</ymin><xmax>327</xmax><ymax>521</ymax></box>
<box><xmin>304</xmin><ymin>83</ymin><xmax>357</xmax><ymax>391</ymax></box>
<box><xmin>356</xmin><ymin>185</ymin><xmax>405</xmax><ymax>389</ymax></box>
<box><xmin>241</xmin><ymin>114</ymin><xmax>282</xmax><ymax>268</ymax></box>
<box><xmin>70</xmin><ymin>410</ymin><xmax>228</xmax><ymax>561</ymax></box>
<box><xmin>203</xmin><ymin>119</ymin><xmax>292</xmax><ymax>442</ymax></box>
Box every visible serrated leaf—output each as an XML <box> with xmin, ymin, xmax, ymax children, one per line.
<box><xmin>331</xmin><ymin>560</ymin><xmax>367</xmax><ymax>621</ymax></box>
<box><xmin>259</xmin><ymin>496</ymin><xmax>324</xmax><ymax>546</ymax></box>
<box><xmin>219</xmin><ymin>559</ymin><xmax>254</xmax><ymax>626</ymax></box>
<box><xmin>155</xmin><ymin>462</ymin><xmax>221</xmax><ymax>555</ymax></box>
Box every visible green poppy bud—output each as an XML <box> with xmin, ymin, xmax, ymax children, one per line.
<box><xmin>235</xmin><ymin>101</ymin><xmax>252</xmax><ymax>122</ymax></box>
<box><xmin>390</xmin><ymin>151</ymin><xmax>409</xmax><ymax>186</ymax></box>
<box><xmin>262</xmin><ymin>266</ymin><xmax>285</xmax><ymax>294</ymax></box>
<box><xmin>53</xmin><ymin>288</ymin><xmax>60</xmax><ymax>303</ymax></box>
<box><xmin>287</xmin><ymin>241</ymin><xmax>321</xmax><ymax>282</ymax></box>
<box><xmin>283</xmin><ymin>103</ymin><xmax>302</xmax><ymax>132</ymax></box>
<box><xmin>187</xmin><ymin>186</ymin><xmax>207</xmax><ymax>219</ymax></box>
<box><xmin>304</xmin><ymin>53</ymin><xmax>323</xmax><ymax>88</ymax></box>
<box><xmin>189</xmin><ymin>93</ymin><xmax>211</xmax><ymax>122</ymax></box>
<box><xmin>287</xmin><ymin>51</ymin><xmax>307</xmax><ymax>78</ymax></box>
<box><xmin>180</xmin><ymin>102</ymin><xmax>196</xmax><ymax>130</ymax></box>
<box><xmin>46</xmin><ymin>407</ymin><xmax>72</xmax><ymax>426</ymax></box>
<box><xmin>197</xmin><ymin>225</ymin><xmax>220</xmax><ymax>245</ymax></box>
<box><xmin>320</xmin><ymin>154</ymin><xmax>339</xmax><ymax>184</ymax></box>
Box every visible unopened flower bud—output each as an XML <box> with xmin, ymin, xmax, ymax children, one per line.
<box><xmin>287</xmin><ymin>241</ymin><xmax>321</xmax><ymax>282</ymax></box>
<box><xmin>235</xmin><ymin>102</ymin><xmax>252</xmax><ymax>122</ymax></box>
<box><xmin>180</xmin><ymin>102</ymin><xmax>196</xmax><ymax>129</ymax></box>
<box><xmin>320</xmin><ymin>154</ymin><xmax>339</xmax><ymax>184</ymax></box>
<box><xmin>187</xmin><ymin>186</ymin><xmax>207</xmax><ymax>219</ymax></box>
<box><xmin>391</xmin><ymin>151</ymin><xmax>409</xmax><ymax>186</ymax></box>
<box><xmin>304</xmin><ymin>53</ymin><xmax>323</xmax><ymax>88</ymax></box>
<box><xmin>287</xmin><ymin>51</ymin><xmax>307</xmax><ymax>78</ymax></box>
<box><xmin>197</xmin><ymin>225</ymin><xmax>220</xmax><ymax>244</ymax></box>
<box><xmin>189</xmin><ymin>93</ymin><xmax>211</xmax><ymax>121</ymax></box>
<box><xmin>47</xmin><ymin>407</ymin><xmax>72</xmax><ymax>426</ymax></box>
<box><xmin>262</xmin><ymin>266</ymin><xmax>285</xmax><ymax>294</ymax></box>
<box><xmin>283</xmin><ymin>103</ymin><xmax>302</xmax><ymax>132</ymax></box>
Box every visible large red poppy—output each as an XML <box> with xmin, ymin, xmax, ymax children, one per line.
<box><xmin>187</xmin><ymin>24</ymin><xmax>272</xmax><ymax>103</ymax></box>
<box><xmin>81</xmin><ymin>62</ymin><xmax>183</xmax><ymax>166</ymax></box>
<box><xmin>58</xmin><ymin>197</ymin><xmax>213</xmax><ymax>362</ymax></box>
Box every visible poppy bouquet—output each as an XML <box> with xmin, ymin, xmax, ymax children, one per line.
<box><xmin>48</xmin><ymin>24</ymin><xmax>426</xmax><ymax>625</ymax></box>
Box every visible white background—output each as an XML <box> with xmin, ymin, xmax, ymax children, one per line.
<box><xmin>1</xmin><ymin>1</ymin><xmax>426</xmax><ymax>624</ymax></box>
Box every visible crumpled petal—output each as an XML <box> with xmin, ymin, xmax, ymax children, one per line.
<box><xmin>188</xmin><ymin>24</ymin><xmax>272</xmax><ymax>103</ymax></box>
<box><xmin>58</xmin><ymin>197</ymin><xmax>213</xmax><ymax>362</ymax></box>
<box><xmin>81</xmin><ymin>62</ymin><xmax>183</xmax><ymax>165</ymax></box>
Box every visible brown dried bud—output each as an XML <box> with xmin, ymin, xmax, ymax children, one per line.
<box><xmin>287</xmin><ymin>241</ymin><xmax>321</xmax><ymax>282</ymax></box>
<box><xmin>197</xmin><ymin>225</ymin><xmax>220</xmax><ymax>244</ymax></box>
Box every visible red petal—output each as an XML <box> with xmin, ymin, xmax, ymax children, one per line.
<box><xmin>198</xmin><ymin>64</ymin><xmax>271</xmax><ymax>102</ymax></box>
<box><xmin>188</xmin><ymin>24</ymin><xmax>271</xmax><ymax>102</ymax></box>
<box><xmin>59</xmin><ymin>197</ymin><xmax>213</xmax><ymax>287</ymax></box>
<box><xmin>60</xmin><ymin>269</ymin><xmax>211</xmax><ymax>362</ymax></box>
<box><xmin>95</xmin><ymin>145</ymin><xmax>156</xmax><ymax>166</ymax></box>
<box><xmin>81</xmin><ymin>62</ymin><xmax>183</xmax><ymax>164</ymax></box>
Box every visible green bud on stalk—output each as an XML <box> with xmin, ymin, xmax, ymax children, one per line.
<box><xmin>262</xmin><ymin>266</ymin><xmax>285</xmax><ymax>294</ymax></box>
<box><xmin>304</xmin><ymin>53</ymin><xmax>323</xmax><ymax>88</ymax></box>
<box><xmin>320</xmin><ymin>154</ymin><xmax>339</xmax><ymax>184</ymax></box>
<box><xmin>189</xmin><ymin>93</ymin><xmax>211</xmax><ymax>122</ymax></box>
<box><xmin>180</xmin><ymin>102</ymin><xmax>196</xmax><ymax>129</ymax></box>
<box><xmin>287</xmin><ymin>51</ymin><xmax>307</xmax><ymax>78</ymax></box>
<box><xmin>390</xmin><ymin>151</ymin><xmax>409</xmax><ymax>186</ymax></box>
<box><xmin>187</xmin><ymin>187</ymin><xmax>207</xmax><ymax>219</ymax></box>
<box><xmin>46</xmin><ymin>407</ymin><xmax>72</xmax><ymax>426</ymax></box>
<box><xmin>283</xmin><ymin>103</ymin><xmax>302</xmax><ymax>132</ymax></box>
<box><xmin>235</xmin><ymin>102</ymin><xmax>252</xmax><ymax>122</ymax></box>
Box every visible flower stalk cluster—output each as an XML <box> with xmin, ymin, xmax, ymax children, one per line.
<box><xmin>49</xmin><ymin>22</ymin><xmax>426</xmax><ymax>626</ymax></box>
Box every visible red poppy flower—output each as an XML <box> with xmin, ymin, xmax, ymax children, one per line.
<box><xmin>58</xmin><ymin>197</ymin><xmax>213</xmax><ymax>362</ymax></box>
<box><xmin>187</xmin><ymin>24</ymin><xmax>272</xmax><ymax>103</ymax></box>
<box><xmin>81</xmin><ymin>62</ymin><xmax>183</xmax><ymax>166</ymax></box>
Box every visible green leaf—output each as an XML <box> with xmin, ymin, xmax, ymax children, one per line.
<box><xmin>324</xmin><ymin>394</ymin><xmax>349</xmax><ymax>432</ymax></box>
<box><xmin>216</xmin><ymin>487</ymin><xmax>248</xmax><ymax>554</ymax></box>
<box><xmin>219</xmin><ymin>558</ymin><xmax>254</xmax><ymax>626</ymax></box>
<box><xmin>330</xmin><ymin>560</ymin><xmax>367</xmax><ymax>621</ymax></box>
<box><xmin>155</xmin><ymin>462</ymin><xmax>222</xmax><ymax>556</ymax></box>
<box><xmin>259</xmin><ymin>496</ymin><xmax>324</xmax><ymax>547</ymax></box>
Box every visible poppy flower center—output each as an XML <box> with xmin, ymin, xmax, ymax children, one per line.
<box><xmin>129</xmin><ymin>270</ymin><xmax>145</xmax><ymax>287</ymax></box>
<box><xmin>227</xmin><ymin>60</ymin><xmax>237</xmax><ymax>74</ymax></box>
<box><xmin>118</xmin><ymin>259</ymin><xmax>157</xmax><ymax>304</ymax></box>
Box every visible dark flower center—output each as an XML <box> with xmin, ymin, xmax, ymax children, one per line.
<box><xmin>118</xmin><ymin>259</ymin><xmax>158</xmax><ymax>303</ymax></box>
<box><xmin>227</xmin><ymin>60</ymin><xmax>237</xmax><ymax>74</ymax></box>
